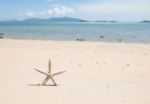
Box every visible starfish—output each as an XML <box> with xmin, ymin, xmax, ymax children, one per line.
<box><xmin>34</xmin><ymin>59</ymin><xmax>66</xmax><ymax>86</ymax></box>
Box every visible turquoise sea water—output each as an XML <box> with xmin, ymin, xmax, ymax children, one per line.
<box><xmin>0</xmin><ymin>22</ymin><xmax>150</xmax><ymax>43</ymax></box>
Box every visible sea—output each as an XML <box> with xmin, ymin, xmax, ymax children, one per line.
<box><xmin>0</xmin><ymin>22</ymin><xmax>150</xmax><ymax>43</ymax></box>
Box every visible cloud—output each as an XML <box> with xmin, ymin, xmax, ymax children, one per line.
<box><xmin>24</xmin><ymin>0</ymin><xmax>150</xmax><ymax>21</ymax></box>
<box><xmin>25</xmin><ymin>11</ymin><xmax>35</xmax><ymax>17</ymax></box>
<box><xmin>25</xmin><ymin>5</ymin><xmax>74</xmax><ymax>18</ymax></box>
<box><xmin>47</xmin><ymin>5</ymin><xmax>74</xmax><ymax>16</ymax></box>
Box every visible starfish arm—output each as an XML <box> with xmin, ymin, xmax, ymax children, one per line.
<box><xmin>50</xmin><ymin>76</ymin><xmax>57</xmax><ymax>86</ymax></box>
<box><xmin>52</xmin><ymin>70</ymin><xmax>66</xmax><ymax>77</ymax></box>
<box><xmin>34</xmin><ymin>68</ymin><xmax>49</xmax><ymax>76</ymax></box>
<box><xmin>48</xmin><ymin>59</ymin><xmax>51</xmax><ymax>73</ymax></box>
<box><xmin>41</xmin><ymin>76</ymin><xmax>50</xmax><ymax>85</ymax></box>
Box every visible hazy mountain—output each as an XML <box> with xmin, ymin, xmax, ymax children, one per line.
<box><xmin>23</xmin><ymin>17</ymin><xmax>87</xmax><ymax>22</ymax></box>
<box><xmin>0</xmin><ymin>17</ymin><xmax>87</xmax><ymax>24</ymax></box>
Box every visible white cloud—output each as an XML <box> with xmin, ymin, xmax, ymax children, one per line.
<box><xmin>25</xmin><ymin>5</ymin><xmax>74</xmax><ymax>18</ymax></box>
<box><xmin>26</xmin><ymin>11</ymin><xmax>35</xmax><ymax>17</ymax></box>
<box><xmin>47</xmin><ymin>5</ymin><xmax>74</xmax><ymax>16</ymax></box>
<box><xmin>24</xmin><ymin>0</ymin><xmax>150</xmax><ymax>21</ymax></box>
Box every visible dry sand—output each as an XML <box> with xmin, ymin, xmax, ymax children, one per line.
<box><xmin>0</xmin><ymin>39</ymin><xmax>150</xmax><ymax>104</ymax></box>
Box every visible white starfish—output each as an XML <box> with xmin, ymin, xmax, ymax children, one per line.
<box><xmin>34</xmin><ymin>59</ymin><xmax>66</xmax><ymax>86</ymax></box>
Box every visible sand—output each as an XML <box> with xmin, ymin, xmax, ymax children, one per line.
<box><xmin>0</xmin><ymin>39</ymin><xmax>150</xmax><ymax>104</ymax></box>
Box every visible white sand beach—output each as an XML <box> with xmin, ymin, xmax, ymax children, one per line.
<box><xmin>0</xmin><ymin>39</ymin><xmax>150</xmax><ymax>104</ymax></box>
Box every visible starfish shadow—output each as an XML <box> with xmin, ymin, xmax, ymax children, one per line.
<box><xmin>28</xmin><ymin>83</ymin><xmax>59</xmax><ymax>86</ymax></box>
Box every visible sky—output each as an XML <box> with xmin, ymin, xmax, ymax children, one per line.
<box><xmin>0</xmin><ymin>0</ymin><xmax>150</xmax><ymax>21</ymax></box>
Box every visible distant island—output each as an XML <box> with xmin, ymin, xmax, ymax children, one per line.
<box><xmin>141</xmin><ymin>20</ymin><xmax>150</xmax><ymax>23</ymax></box>
<box><xmin>23</xmin><ymin>17</ymin><xmax>88</xmax><ymax>22</ymax></box>
<box><xmin>0</xmin><ymin>17</ymin><xmax>88</xmax><ymax>24</ymax></box>
<box><xmin>95</xmin><ymin>20</ymin><xmax>118</xmax><ymax>22</ymax></box>
<box><xmin>1</xmin><ymin>17</ymin><xmax>150</xmax><ymax>23</ymax></box>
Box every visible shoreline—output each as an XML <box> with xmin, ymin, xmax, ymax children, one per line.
<box><xmin>1</xmin><ymin>37</ymin><xmax>150</xmax><ymax>45</ymax></box>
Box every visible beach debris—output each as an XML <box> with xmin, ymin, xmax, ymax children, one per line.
<box><xmin>0</xmin><ymin>33</ymin><xmax>4</xmax><ymax>38</ymax></box>
<box><xmin>95</xmin><ymin>61</ymin><xmax>99</xmax><ymax>64</ymax></box>
<box><xmin>122</xmin><ymin>100</ymin><xmax>126</xmax><ymax>103</ymax></box>
<box><xmin>99</xmin><ymin>35</ymin><xmax>104</xmax><ymax>39</ymax></box>
<box><xmin>76</xmin><ymin>38</ymin><xmax>86</xmax><ymax>41</ymax></box>
<box><xmin>106</xmin><ymin>85</ymin><xmax>110</xmax><ymax>88</ymax></box>
<box><xmin>34</xmin><ymin>59</ymin><xmax>66</xmax><ymax>86</ymax></box>
<box><xmin>118</xmin><ymin>39</ymin><xmax>122</xmax><ymax>42</ymax></box>
<box><xmin>126</xmin><ymin>64</ymin><xmax>130</xmax><ymax>67</ymax></box>
<box><xmin>78</xmin><ymin>64</ymin><xmax>82</xmax><ymax>67</ymax></box>
<box><xmin>0</xmin><ymin>36</ymin><xmax>3</xmax><ymax>38</ymax></box>
<box><xmin>132</xmin><ymin>36</ymin><xmax>136</xmax><ymax>39</ymax></box>
<box><xmin>0</xmin><ymin>33</ymin><xmax>4</xmax><ymax>35</ymax></box>
<box><xmin>122</xmin><ymin>64</ymin><xmax>130</xmax><ymax>70</ymax></box>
